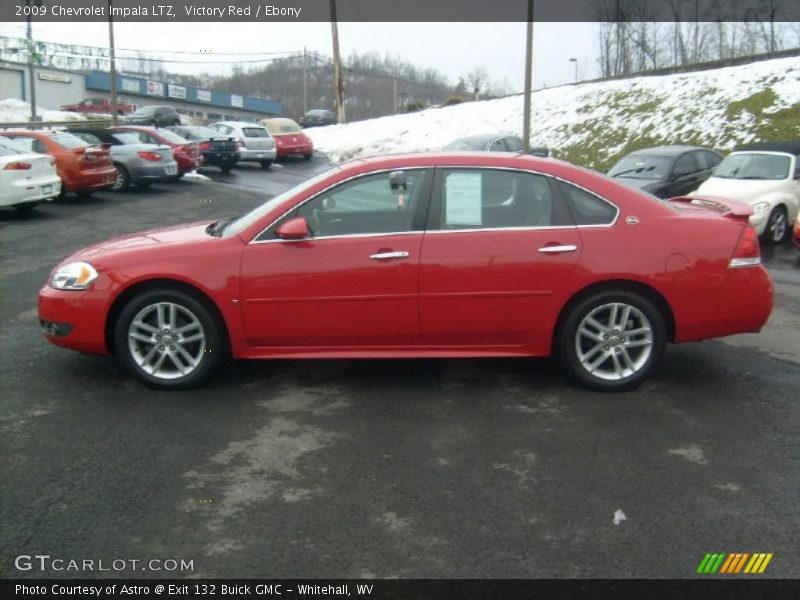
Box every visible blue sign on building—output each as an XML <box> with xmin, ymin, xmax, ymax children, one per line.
<box><xmin>84</xmin><ymin>71</ymin><xmax>282</xmax><ymax>116</ymax></box>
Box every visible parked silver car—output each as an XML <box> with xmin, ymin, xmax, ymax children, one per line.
<box><xmin>68</xmin><ymin>128</ymin><xmax>178</xmax><ymax>191</ymax></box>
<box><xmin>208</xmin><ymin>121</ymin><xmax>276</xmax><ymax>169</ymax></box>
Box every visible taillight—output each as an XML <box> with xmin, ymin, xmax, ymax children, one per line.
<box><xmin>729</xmin><ymin>224</ymin><xmax>761</xmax><ymax>268</ymax></box>
<box><xmin>137</xmin><ymin>151</ymin><xmax>162</xmax><ymax>161</ymax></box>
<box><xmin>199</xmin><ymin>142</ymin><xmax>210</xmax><ymax>152</ymax></box>
<box><xmin>4</xmin><ymin>161</ymin><xmax>32</xmax><ymax>170</ymax></box>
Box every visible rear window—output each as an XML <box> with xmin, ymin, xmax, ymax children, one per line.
<box><xmin>242</xmin><ymin>127</ymin><xmax>269</xmax><ymax>138</ymax></box>
<box><xmin>266</xmin><ymin>121</ymin><xmax>300</xmax><ymax>134</ymax></box>
<box><xmin>179</xmin><ymin>127</ymin><xmax>225</xmax><ymax>140</ymax></box>
<box><xmin>155</xmin><ymin>129</ymin><xmax>187</xmax><ymax>143</ymax></box>
<box><xmin>49</xmin><ymin>132</ymin><xmax>90</xmax><ymax>149</ymax></box>
<box><xmin>443</xmin><ymin>138</ymin><xmax>489</xmax><ymax>151</ymax></box>
<box><xmin>558</xmin><ymin>181</ymin><xmax>618</xmax><ymax>225</ymax></box>
<box><xmin>111</xmin><ymin>133</ymin><xmax>142</xmax><ymax>145</ymax></box>
<box><xmin>131</xmin><ymin>106</ymin><xmax>157</xmax><ymax>115</ymax></box>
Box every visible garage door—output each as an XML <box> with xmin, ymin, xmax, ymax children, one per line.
<box><xmin>0</xmin><ymin>68</ymin><xmax>24</xmax><ymax>100</ymax></box>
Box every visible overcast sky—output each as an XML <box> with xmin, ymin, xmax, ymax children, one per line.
<box><xmin>0</xmin><ymin>22</ymin><xmax>600</xmax><ymax>91</ymax></box>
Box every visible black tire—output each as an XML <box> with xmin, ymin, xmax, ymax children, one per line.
<box><xmin>75</xmin><ymin>190</ymin><xmax>94</xmax><ymax>198</ymax></box>
<box><xmin>220</xmin><ymin>163</ymin><xmax>233</xmax><ymax>173</ymax></box>
<box><xmin>114</xmin><ymin>288</ymin><xmax>224</xmax><ymax>390</ymax></box>
<box><xmin>557</xmin><ymin>289</ymin><xmax>666</xmax><ymax>392</ymax></box>
<box><xmin>302</xmin><ymin>153</ymin><xmax>313</xmax><ymax>160</ymax></box>
<box><xmin>260</xmin><ymin>160</ymin><xmax>272</xmax><ymax>170</ymax></box>
<box><xmin>136</xmin><ymin>182</ymin><xmax>151</xmax><ymax>190</ymax></box>
<box><xmin>13</xmin><ymin>202</ymin><xmax>38</xmax><ymax>213</ymax></box>
<box><xmin>149</xmin><ymin>121</ymin><xmax>158</xmax><ymax>128</ymax></box>
<box><xmin>111</xmin><ymin>163</ymin><xmax>130</xmax><ymax>191</ymax></box>
<box><xmin>762</xmin><ymin>206</ymin><xmax>788</xmax><ymax>245</ymax></box>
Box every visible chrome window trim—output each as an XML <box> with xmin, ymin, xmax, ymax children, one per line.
<box><xmin>249</xmin><ymin>166</ymin><xmax>431</xmax><ymax>244</ymax></box>
<box><xmin>248</xmin><ymin>164</ymin><xmax>620</xmax><ymax>245</ymax></box>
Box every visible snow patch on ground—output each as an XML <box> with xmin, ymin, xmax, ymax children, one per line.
<box><xmin>0</xmin><ymin>98</ymin><xmax>88</xmax><ymax>124</ymax></box>
<box><xmin>306</xmin><ymin>56</ymin><xmax>800</xmax><ymax>165</ymax></box>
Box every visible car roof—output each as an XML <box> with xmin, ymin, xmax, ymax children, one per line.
<box><xmin>734</xmin><ymin>141</ymin><xmax>800</xmax><ymax>156</ymax></box>
<box><xmin>627</xmin><ymin>145</ymin><xmax>713</xmax><ymax>157</ymax></box>
<box><xmin>215</xmin><ymin>121</ymin><xmax>263</xmax><ymax>127</ymax></box>
<box><xmin>451</xmin><ymin>134</ymin><xmax>514</xmax><ymax>144</ymax></box>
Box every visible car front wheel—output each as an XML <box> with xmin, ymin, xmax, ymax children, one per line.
<box><xmin>763</xmin><ymin>206</ymin><xmax>787</xmax><ymax>244</ymax></box>
<box><xmin>114</xmin><ymin>289</ymin><xmax>223</xmax><ymax>389</ymax></box>
<box><xmin>558</xmin><ymin>290</ymin><xmax>666</xmax><ymax>392</ymax></box>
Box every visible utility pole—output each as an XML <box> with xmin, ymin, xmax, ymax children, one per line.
<box><xmin>330</xmin><ymin>0</ymin><xmax>345</xmax><ymax>123</ymax></box>
<box><xmin>521</xmin><ymin>0</ymin><xmax>534</xmax><ymax>152</ymax></box>
<box><xmin>108</xmin><ymin>0</ymin><xmax>119</xmax><ymax>124</ymax></box>
<box><xmin>26</xmin><ymin>0</ymin><xmax>38</xmax><ymax>122</ymax></box>
<box><xmin>302</xmin><ymin>47</ymin><xmax>308</xmax><ymax>114</ymax></box>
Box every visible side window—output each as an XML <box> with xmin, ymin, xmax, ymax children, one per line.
<box><xmin>489</xmin><ymin>139</ymin><xmax>508</xmax><ymax>152</ymax></box>
<box><xmin>673</xmin><ymin>153</ymin><xmax>699</xmax><ymax>177</ymax></box>
<box><xmin>438</xmin><ymin>169</ymin><xmax>570</xmax><ymax>229</ymax></box>
<box><xmin>9</xmin><ymin>137</ymin><xmax>35</xmax><ymax>152</ymax></box>
<box><xmin>72</xmin><ymin>132</ymin><xmax>102</xmax><ymax>145</ymax></box>
<box><xmin>702</xmin><ymin>151</ymin><xmax>722</xmax><ymax>169</ymax></box>
<box><xmin>504</xmin><ymin>137</ymin><xmax>523</xmax><ymax>152</ymax></box>
<box><xmin>794</xmin><ymin>157</ymin><xmax>800</xmax><ymax>179</ymax></box>
<box><xmin>287</xmin><ymin>170</ymin><xmax>429</xmax><ymax>238</ymax></box>
<box><xmin>558</xmin><ymin>181</ymin><xmax>618</xmax><ymax>226</ymax></box>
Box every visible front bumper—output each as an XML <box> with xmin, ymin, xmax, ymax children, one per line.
<box><xmin>38</xmin><ymin>284</ymin><xmax>111</xmax><ymax>354</ymax></box>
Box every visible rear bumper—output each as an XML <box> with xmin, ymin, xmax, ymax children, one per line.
<box><xmin>276</xmin><ymin>144</ymin><xmax>313</xmax><ymax>157</ymax></box>
<box><xmin>201</xmin><ymin>151</ymin><xmax>239</xmax><ymax>166</ymax></box>
<box><xmin>672</xmin><ymin>265</ymin><xmax>773</xmax><ymax>343</ymax></box>
<box><xmin>0</xmin><ymin>174</ymin><xmax>61</xmax><ymax>207</ymax></box>
<box><xmin>239</xmin><ymin>148</ymin><xmax>277</xmax><ymax>161</ymax></box>
<box><xmin>64</xmin><ymin>167</ymin><xmax>116</xmax><ymax>193</ymax></box>
<box><xmin>176</xmin><ymin>155</ymin><xmax>202</xmax><ymax>174</ymax></box>
<box><xmin>127</xmin><ymin>160</ymin><xmax>179</xmax><ymax>183</ymax></box>
<box><xmin>38</xmin><ymin>284</ymin><xmax>111</xmax><ymax>354</ymax></box>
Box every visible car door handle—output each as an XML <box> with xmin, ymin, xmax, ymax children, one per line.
<box><xmin>369</xmin><ymin>251</ymin><xmax>410</xmax><ymax>260</ymax></box>
<box><xmin>538</xmin><ymin>245</ymin><xmax>578</xmax><ymax>254</ymax></box>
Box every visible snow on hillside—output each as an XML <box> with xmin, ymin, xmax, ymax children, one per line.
<box><xmin>306</xmin><ymin>56</ymin><xmax>800</xmax><ymax>170</ymax></box>
<box><xmin>0</xmin><ymin>99</ymin><xmax>87</xmax><ymax>123</ymax></box>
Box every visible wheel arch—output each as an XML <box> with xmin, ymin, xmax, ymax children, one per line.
<box><xmin>551</xmin><ymin>279</ymin><xmax>676</xmax><ymax>354</ymax></box>
<box><xmin>105</xmin><ymin>278</ymin><xmax>231</xmax><ymax>356</ymax></box>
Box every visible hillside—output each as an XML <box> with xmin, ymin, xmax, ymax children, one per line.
<box><xmin>306</xmin><ymin>56</ymin><xmax>800</xmax><ymax>171</ymax></box>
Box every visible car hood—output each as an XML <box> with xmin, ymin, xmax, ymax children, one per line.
<box><xmin>66</xmin><ymin>220</ymin><xmax>215</xmax><ymax>264</ymax></box>
<box><xmin>695</xmin><ymin>177</ymin><xmax>785</xmax><ymax>203</ymax></box>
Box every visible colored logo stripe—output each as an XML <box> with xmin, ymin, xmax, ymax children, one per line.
<box><xmin>697</xmin><ymin>553</ymin><xmax>773</xmax><ymax>574</ymax></box>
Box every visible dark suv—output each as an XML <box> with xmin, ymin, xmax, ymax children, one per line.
<box><xmin>125</xmin><ymin>105</ymin><xmax>181</xmax><ymax>127</ymax></box>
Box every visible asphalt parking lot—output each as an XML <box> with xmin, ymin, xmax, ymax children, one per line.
<box><xmin>1</xmin><ymin>157</ymin><xmax>799</xmax><ymax>579</ymax></box>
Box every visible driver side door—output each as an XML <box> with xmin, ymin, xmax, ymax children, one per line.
<box><xmin>239</xmin><ymin>168</ymin><xmax>433</xmax><ymax>348</ymax></box>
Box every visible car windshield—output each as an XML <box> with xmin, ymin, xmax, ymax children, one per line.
<box><xmin>308</xmin><ymin>110</ymin><xmax>330</xmax><ymax>116</ymax></box>
<box><xmin>266</xmin><ymin>121</ymin><xmax>301</xmax><ymax>134</ymax></box>
<box><xmin>111</xmin><ymin>133</ymin><xmax>143</xmax><ymax>145</ymax></box>
<box><xmin>443</xmin><ymin>139</ymin><xmax>489</xmax><ymax>151</ymax></box>
<box><xmin>155</xmin><ymin>129</ymin><xmax>188</xmax><ymax>143</ymax></box>
<box><xmin>712</xmin><ymin>153</ymin><xmax>791</xmax><ymax>180</ymax></box>
<box><xmin>221</xmin><ymin>166</ymin><xmax>340</xmax><ymax>238</ymax></box>
<box><xmin>608</xmin><ymin>155</ymin><xmax>673</xmax><ymax>180</ymax></box>
<box><xmin>50</xmin><ymin>132</ymin><xmax>90</xmax><ymax>149</ymax></box>
<box><xmin>131</xmin><ymin>106</ymin><xmax>157</xmax><ymax>115</ymax></box>
<box><xmin>242</xmin><ymin>127</ymin><xmax>269</xmax><ymax>138</ymax></box>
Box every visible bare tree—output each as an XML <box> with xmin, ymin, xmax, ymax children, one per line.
<box><xmin>464</xmin><ymin>67</ymin><xmax>489</xmax><ymax>101</ymax></box>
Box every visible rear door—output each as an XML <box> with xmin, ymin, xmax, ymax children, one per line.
<box><xmin>418</xmin><ymin>167</ymin><xmax>583</xmax><ymax>348</ymax></box>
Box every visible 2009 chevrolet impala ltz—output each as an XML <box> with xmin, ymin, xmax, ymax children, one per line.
<box><xmin>39</xmin><ymin>153</ymin><xmax>773</xmax><ymax>391</ymax></box>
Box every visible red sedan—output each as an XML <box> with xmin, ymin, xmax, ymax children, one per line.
<box><xmin>111</xmin><ymin>125</ymin><xmax>201</xmax><ymax>176</ymax></box>
<box><xmin>4</xmin><ymin>131</ymin><xmax>115</xmax><ymax>196</ymax></box>
<box><xmin>39</xmin><ymin>153</ymin><xmax>773</xmax><ymax>391</ymax></box>
<box><xmin>264</xmin><ymin>118</ymin><xmax>313</xmax><ymax>159</ymax></box>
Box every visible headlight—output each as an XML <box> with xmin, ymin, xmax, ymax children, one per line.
<box><xmin>752</xmin><ymin>201</ymin><xmax>771</xmax><ymax>215</ymax></box>
<box><xmin>50</xmin><ymin>261</ymin><xmax>98</xmax><ymax>290</ymax></box>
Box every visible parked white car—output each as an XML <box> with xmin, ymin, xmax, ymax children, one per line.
<box><xmin>692</xmin><ymin>142</ymin><xmax>800</xmax><ymax>244</ymax></box>
<box><xmin>0</xmin><ymin>136</ymin><xmax>61</xmax><ymax>211</ymax></box>
<box><xmin>208</xmin><ymin>121</ymin><xmax>276</xmax><ymax>169</ymax></box>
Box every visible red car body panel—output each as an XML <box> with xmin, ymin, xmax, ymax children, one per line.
<box><xmin>4</xmin><ymin>131</ymin><xmax>115</xmax><ymax>194</ymax></box>
<box><xmin>111</xmin><ymin>125</ymin><xmax>201</xmax><ymax>175</ymax></box>
<box><xmin>39</xmin><ymin>153</ymin><xmax>773</xmax><ymax>361</ymax></box>
<box><xmin>273</xmin><ymin>133</ymin><xmax>313</xmax><ymax>157</ymax></box>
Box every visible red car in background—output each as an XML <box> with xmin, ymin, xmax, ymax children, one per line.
<box><xmin>263</xmin><ymin>118</ymin><xmax>313</xmax><ymax>159</ymax></box>
<box><xmin>111</xmin><ymin>125</ymin><xmax>201</xmax><ymax>177</ymax></box>
<box><xmin>4</xmin><ymin>131</ymin><xmax>115</xmax><ymax>196</ymax></box>
<box><xmin>38</xmin><ymin>153</ymin><xmax>772</xmax><ymax>391</ymax></box>
<box><xmin>793</xmin><ymin>213</ymin><xmax>800</xmax><ymax>250</ymax></box>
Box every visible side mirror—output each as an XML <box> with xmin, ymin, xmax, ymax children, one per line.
<box><xmin>275</xmin><ymin>217</ymin><xmax>309</xmax><ymax>240</ymax></box>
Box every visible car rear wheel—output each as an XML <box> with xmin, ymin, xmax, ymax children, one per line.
<box><xmin>558</xmin><ymin>290</ymin><xmax>666</xmax><ymax>392</ymax></box>
<box><xmin>260</xmin><ymin>160</ymin><xmax>272</xmax><ymax>169</ymax></box>
<box><xmin>220</xmin><ymin>163</ymin><xmax>233</xmax><ymax>173</ymax></box>
<box><xmin>303</xmin><ymin>153</ymin><xmax>313</xmax><ymax>160</ymax></box>
<box><xmin>112</xmin><ymin>164</ymin><xmax>130</xmax><ymax>191</ymax></box>
<box><xmin>763</xmin><ymin>206</ymin><xmax>787</xmax><ymax>244</ymax></box>
<box><xmin>114</xmin><ymin>289</ymin><xmax>223</xmax><ymax>389</ymax></box>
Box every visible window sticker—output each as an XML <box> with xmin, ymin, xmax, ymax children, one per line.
<box><xmin>445</xmin><ymin>172</ymin><xmax>482</xmax><ymax>226</ymax></box>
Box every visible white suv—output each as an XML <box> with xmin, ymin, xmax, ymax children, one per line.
<box><xmin>693</xmin><ymin>142</ymin><xmax>800</xmax><ymax>244</ymax></box>
<box><xmin>208</xmin><ymin>121</ymin><xmax>276</xmax><ymax>169</ymax></box>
